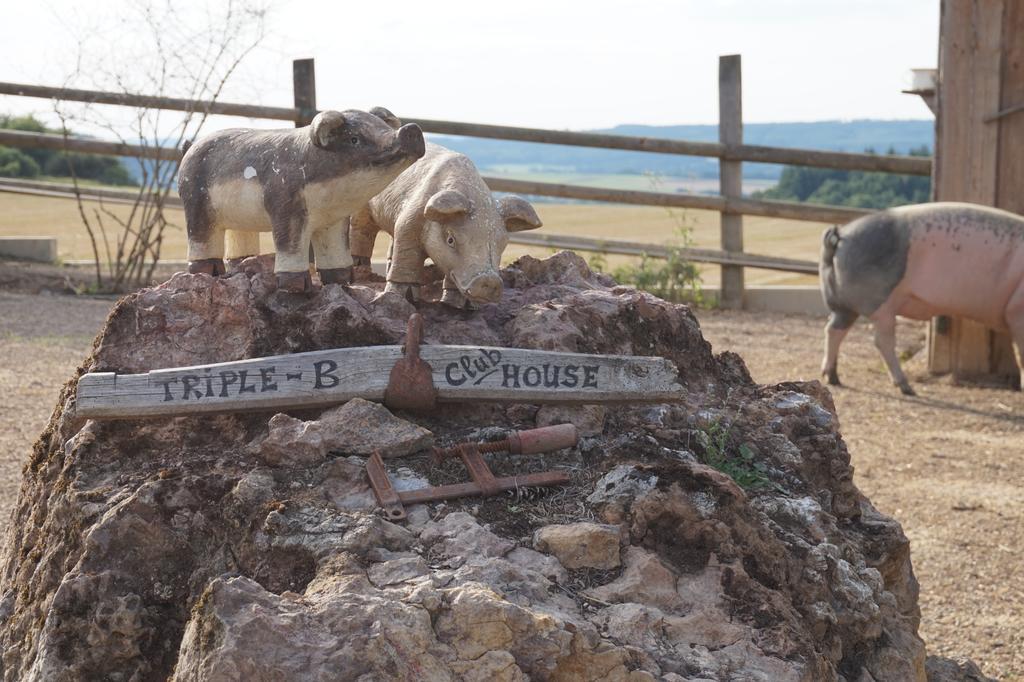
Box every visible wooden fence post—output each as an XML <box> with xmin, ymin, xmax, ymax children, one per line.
<box><xmin>293</xmin><ymin>58</ymin><xmax>318</xmax><ymax>263</ymax></box>
<box><xmin>292</xmin><ymin>58</ymin><xmax>316</xmax><ymax>127</ymax></box>
<box><xmin>718</xmin><ymin>54</ymin><xmax>744</xmax><ymax>309</ymax></box>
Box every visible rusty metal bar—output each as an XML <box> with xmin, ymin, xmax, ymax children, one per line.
<box><xmin>458</xmin><ymin>444</ymin><xmax>501</xmax><ymax>496</ymax></box>
<box><xmin>366</xmin><ymin>451</ymin><xmax>406</xmax><ymax>520</ymax></box>
<box><xmin>397</xmin><ymin>470</ymin><xmax>571</xmax><ymax>505</ymax></box>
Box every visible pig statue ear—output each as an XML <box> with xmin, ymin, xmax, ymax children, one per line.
<box><xmin>310</xmin><ymin>110</ymin><xmax>347</xmax><ymax>148</ymax></box>
<box><xmin>498</xmin><ymin>196</ymin><xmax>542</xmax><ymax>232</ymax></box>
<box><xmin>369</xmin><ymin>106</ymin><xmax>402</xmax><ymax>130</ymax></box>
<box><xmin>424</xmin><ymin>189</ymin><xmax>472</xmax><ymax>223</ymax></box>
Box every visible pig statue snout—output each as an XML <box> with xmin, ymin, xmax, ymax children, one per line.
<box><xmin>397</xmin><ymin>123</ymin><xmax>426</xmax><ymax>158</ymax></box>
<box><xmin>464</xmin><ymin>271</ymin><xmax>503</xmax><ymax>303</ymax></box>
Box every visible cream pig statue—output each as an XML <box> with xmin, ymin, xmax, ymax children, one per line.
<box><xmin>350</xmin><ymin>112</ymin><xmax>542</xmax><ymax>307</ymax></box>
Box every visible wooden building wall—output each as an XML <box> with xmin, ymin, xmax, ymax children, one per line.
<box><xmin>929</xmin><ymin>0</ymin><xmax>1024</xmax><ymax>384</ymax></box>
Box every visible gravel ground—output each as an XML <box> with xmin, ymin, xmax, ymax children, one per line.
<box><xmin>0</xmin><ymin>291</ymin><xmax>115</xmax><ymax>525</ymax></box>
<box><xmin>0</xmin><ymin>287</ymin><xmax>1020</xmax><ymax>679</ymax></box>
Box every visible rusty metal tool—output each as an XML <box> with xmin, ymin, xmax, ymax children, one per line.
<box><xmin>365</xmin><ymin>451</ymin><xmax>406</xmax><ymax>521</ymax></box>
<box><xmin>366</xmin><ymin>425</ymin><xmax>576</xmax><ymax>521</ymax></box>
<box><xmin>432</xmin><ymin>423</ymin><xmax>579</xmax><ymax>463</ymax></box>
<box><xmin>383</xmin><ymin>313</ymin><xmax>437</xmax><ymax>413</ymax></box>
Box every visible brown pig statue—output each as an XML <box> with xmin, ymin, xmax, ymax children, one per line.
<box><xmin>179</xmin><ymin>108</ymin><xmax>425</xmax><ymax>292</ymax></box>
<box><xmin>350</xmin><ymin>115</ymin><xmax>542</xmax><ymax>307</ymax></box>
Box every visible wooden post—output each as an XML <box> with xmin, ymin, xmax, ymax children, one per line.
<box><xmin>928</xmin><ymin>0</ymin><xmax>1023</xmax><ymax>385</ymax></box>
<box><xmin>293</xmin><ymin>58</ymin><xmax>317</xmax><ymax>263</ymax></box>
<box><xmin>718</xmin><ymin>54</ymin><xmax>744</xmax><ymax>309</ymax></box>
<box><xmin>292</xmin><ymin>58</ymin><xmax>316</xmax><ymax>127</ymax></box>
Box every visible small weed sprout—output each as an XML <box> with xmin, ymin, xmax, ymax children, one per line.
<box><xmin>587</xmin><ymin>251</ymin><xmax>608</xmax><ymax>274</ymax></box>
<box><xmin>697</xmin><ymin>419</ymin><xmax>771</xmax><ymax>491</ymax></box>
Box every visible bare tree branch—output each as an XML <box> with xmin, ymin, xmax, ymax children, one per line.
<box><xmin>56</xmin><ymin>0</ymin><xmax>268</xmax><ymax>292</ymax></box>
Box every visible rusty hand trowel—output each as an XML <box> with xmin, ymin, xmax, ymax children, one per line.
<box><xmin>382</xmin><ymin>313</ymin><xmax>437</xmax><ymax>413</ymax></box>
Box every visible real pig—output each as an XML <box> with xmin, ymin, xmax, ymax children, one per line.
<box><xmin>820</xmin><ymin>202</ymin><xmax>1024</xmax><ymax>393</ymax></box>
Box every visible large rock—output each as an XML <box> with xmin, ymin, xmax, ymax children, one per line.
<box><xmin>317</xmin><ymin>398</ymin><xmax>434</xmax><ymax>457</ymax></box>
<box><xmin>256</xmin><ymin>412</ymin><xmax>328</xmax><ymax>467</ymax></box>
<box><xmin>253</xmin><ymin>399</ymin><xmax>433</xmax><ymax>467</ymax></box>
<box><xmin>0</xmin><ymin>252</ymin><xmax>962</xmax><ymax>680</ymax></box>
<box><xmin>533</xmin><ymin>522</ymin><xmax>622</xmax><ymax>570</ymax></box>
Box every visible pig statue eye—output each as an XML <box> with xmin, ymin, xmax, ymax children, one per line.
<box><xmin>446</xmin><ymin>232</ymin><xmax>457</xmax><ymax>248</ymax></box>
<box><xmin>349</xmin><ymin>135</ymin><xmax>360</xmax><ymax>145</ymax></box>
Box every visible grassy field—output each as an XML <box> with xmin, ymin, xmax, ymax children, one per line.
<box><xmin>0</xmin><ymin>191</ymin><xmax>822</xmax><ymax>286</ymax></box>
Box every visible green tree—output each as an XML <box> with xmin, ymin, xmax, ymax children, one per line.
<box><xmin>754</xmin><ymin>146</ymin><xmax>931</xmax><ymax>209</ymax></box>
<box><xmin>0</xmin><ymin>114</ymin><xmax>138</xmax><ymax>185</ymax></box>
<box><xmin>0</xmin><ymin>147</ymin><xmax>41</xmax><ymax>178</ymax></box>
<box><xmin>42</xmin><ymin>152</ymin><xmax>137</xmax><ymax>186</ymax></box>
<box><xmin>1</xmin><ymin>114</ymin><xmax>54</xmax><ymax>170</ymax></box>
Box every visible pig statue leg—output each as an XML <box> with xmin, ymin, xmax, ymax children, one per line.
<box><xmin>187</xmin><ymin>229</ymin><xmax>226</xmax><ymax>276</ymax></box>
<box><xmin>271</xmin><ymin>216</ymin><xmax>313</xmax><ymax>294</ymax></box>
<box><xmin>349</xmin><ymin>214</ymin><xmax>378</xmax><ymax>268</ymax></box>
<box><xmin>821</xmin><ymin>308</ymin><xmax>857</xmax><ymax>386</ymax></box>
<box><xmin>384</xmin><ymin>221</ymin><xmax>425</xmax><ymax>303</ymax></box>
<box><xmin>312</xmin><ymin>218</ymin><xmax>353</xmax><ymax>285</ymax></box>
<box><xmin>870</xmin><ymin>311</ymin><xmax>915</xmax><ymax>396</ymax></box>
<box><xmin>224</xmin><ymin>230</ymin><xmax>261</xmax><ymax>271</ymax></box>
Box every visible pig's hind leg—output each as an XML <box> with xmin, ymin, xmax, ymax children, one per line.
<box><xmin>1006</xmin><ymin>284</ymin><xmax>1024</xmax><ymax>390</ymax></box>
<box><xmin>822</xmin><ymin>307</ymin><xmax>857</xmax><ymax>386</ymax></box>
<box><xmin>185</xmin><ymin>218</ymin><xmax>226</xmax><ymax>276</ymax></box>
<box><xmin>869</xmin><ymin>306</ymin><xmax>915</xmax><ymax>396</ymax></box>
<box><xmin>187</xmin><ymin>228</ymin><xmax>226</xmax><ymax>276</ymax></box>
<box><xmin>183</xmin><ymin>179</ymin><xmax>226</xmax><ymax>276</ymax></box>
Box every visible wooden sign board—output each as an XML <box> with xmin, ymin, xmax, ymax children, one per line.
<box><xmin>76</xmin><ymin>344</ymin><xmax>684</xmax><ymax>419</ymax></box>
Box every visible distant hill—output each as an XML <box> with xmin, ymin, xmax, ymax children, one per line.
<box><xmin>431</xmin><ymin>119</ymin><xmax>934</xmax><ymax>180</ymax></box>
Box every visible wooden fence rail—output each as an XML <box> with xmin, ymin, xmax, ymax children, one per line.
<box><xmin>0</xmin><ymin>129</ymin><xmax>873</xmax><ymax>226</ymax></box>
<box><xmin>503</xmin><ymin>232</ymin><xmax>819</xmax><ymax>274</ymax></box>
<box><xmin>483</xmin><ymin>177</ymin><xmax>869</xmax><ymax>224</ymax></box>
<box><xmin>0</xmin><ymin>80</ymin><xmax>932</xmax><ymax>175</ymax></box>
<box><xmin>0</xmin><ymin>128</ymin><xmax>179</xmax><ymax>161</ymax></box>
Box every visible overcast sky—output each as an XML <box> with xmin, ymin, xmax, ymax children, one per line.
<box><xmin>2</xmin><ymin>0</ymin><xmax>940</xmax><ymax>132</ymax></box>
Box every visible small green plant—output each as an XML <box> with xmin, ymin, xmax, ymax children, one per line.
<box><xmin>611</xmin><ymin>236</ymin><xmax>705</xmax><ymax>306</ymax></box>
<box><xmin>698</xmin><ymin>420</ymin><xmax>771</xmax><ymax>490</ymax></box>
<box><xmin>585</xmin><ymin>172</ymin><xmax>705</xmax><ymax>305</ymax></box>
<box><xmin>587</xmin><ymin>252</ymin><xmax>608</xmax><ymax>273</ymax></box>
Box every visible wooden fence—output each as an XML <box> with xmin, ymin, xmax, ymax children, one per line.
<box><xmin>0</xmin><ymin>56</ymin><xmax>931</xmax><ymax>307</ymax></box>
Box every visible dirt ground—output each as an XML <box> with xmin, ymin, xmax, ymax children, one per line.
<box><xmin>0</xmin><ymin>280</ymin><xmax>1020</xmax><ymax>679</ymax></box>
